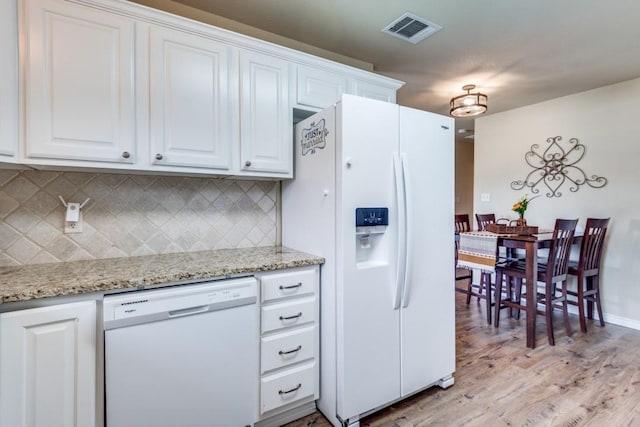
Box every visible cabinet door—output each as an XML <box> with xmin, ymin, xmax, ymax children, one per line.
<box><xmin>296</xmin><ymin>65</ymin><xmax>348</xmax><ymax>109</ymax></box>
<box><xmin>353</xmin><ymin>79</ymin><xmax>397</xmax><ymax>103</ymax></box>
<box><xmin>0</xmin><ymin>0</ymin><xmax>18</xmax><ymax>159</ymax></box>
<box><xmin>240</xmin><ymin>51</ymin><xmax>292</xmax><ymax>176</ymax></box>
<box><xmin>24</xmin><ymin>0</ymin><xmax>136</xmax><ymax>164</ymax></box>
<box><xmin>0</xmin><ymin>301</ymin><xmax>97</xmax><ymax>427</ymax></box>
<box><xmin>149</xmin><ymin>26</ymin><xmax>234</xmax><ymax>170</ymax></box>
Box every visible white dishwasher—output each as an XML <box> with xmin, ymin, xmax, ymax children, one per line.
<box><xmin>103</xmin><ymin>276</ymin><xmax>258</xmax><ymax>427</ymax></box>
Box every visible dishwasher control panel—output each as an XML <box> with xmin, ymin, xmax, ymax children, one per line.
<box><xmin>103</xmin><ymin>277</ymin><xmax>257</xmax><ymax>326</ymax></box>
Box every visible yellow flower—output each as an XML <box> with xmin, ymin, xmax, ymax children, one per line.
<box><xmin>511</xmin><ymin>194</ymin><xmax>538</xmax><ymax>215</ymax></box>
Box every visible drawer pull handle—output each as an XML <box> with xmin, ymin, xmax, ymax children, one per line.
<box><xmin>279</xmin><ymin>312</ymin><xmax>303</xmax><ymax>321</ymax></box>
<box><xmin>278</xmin><ymin>383</ymin><xmax>302</xmax><ymax>395</ymax></box>
<box><xmin>279</xmin><ymin>282</ymin><xmax>303</xmax><ymax>290</ymax></box>
<box><xmin>279</xmin><ymin>345</ymin><xmax>302</xmax><ymax>356</ymax></box>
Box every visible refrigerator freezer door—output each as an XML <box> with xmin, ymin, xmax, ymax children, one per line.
<box><xmin>398</xmin><ymin>106</ymin><xmax>456</xmax><ymax>396</ymax></box>
<box><xmin>336</xmin><ymin>95</ymin><xmax>401</xmax><ymax>420</ymax></box>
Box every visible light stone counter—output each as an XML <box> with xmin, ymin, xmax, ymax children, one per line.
<box><xmin>0</xmin><ymin>246</ymin><xmax>324</xmax><ymax>304</ymax></box>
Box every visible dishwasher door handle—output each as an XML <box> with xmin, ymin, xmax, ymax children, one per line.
<box><xmin>168</xmin><ymin>305</ymin><xmax>209</xmax><ymax>318</ymax></box>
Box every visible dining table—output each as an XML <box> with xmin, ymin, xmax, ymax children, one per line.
<box><xmin>497</xmin><ymin>231</ymin><xmax>582</xmax><ymax>349</ymax></box>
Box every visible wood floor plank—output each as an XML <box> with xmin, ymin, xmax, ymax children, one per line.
<box><xmin>284</xmin><ymin>292</ymin><xmax>640</xmax><ymax>427</ymax></box>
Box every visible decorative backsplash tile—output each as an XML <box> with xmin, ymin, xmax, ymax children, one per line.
<box><xmin>0</xmin><ymin>169</ymin><xmax>277</xmax><ymax>266</ymax></box>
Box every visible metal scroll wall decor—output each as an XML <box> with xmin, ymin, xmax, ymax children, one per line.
<box><xmin>510</xmin><ymin>136</ymin><xmax>608</xmax><ymax>198</ymax></box>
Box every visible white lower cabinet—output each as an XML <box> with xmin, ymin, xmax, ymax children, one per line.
<box><xmin>0</xmin><ymin>300</ymin><xmax>97</xmax><ymax>427</ymax></box>
<box><xmin>256</xmin><ymin>265</ymin><xmax>319</xmax><ymax>425</ymax></box>
<box><xmin>261</xmin><ymin>296</ymin><xmax>315</xmax><ymax>334</ymax></box>
<box><xmin>260</xmin><ymin>361</ymin><xmax>317</xmax><ymax>413</ymax></box>
<box><xmin>261</xmin><ymin>326</ymin><xmax>316</xmax><ymax>373</ymax></box>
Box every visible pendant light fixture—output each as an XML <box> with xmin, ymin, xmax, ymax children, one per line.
<box><xmin>449</xmin><ymin>84</ymin><xmax>488</xmax><ymax>118</ymax></box>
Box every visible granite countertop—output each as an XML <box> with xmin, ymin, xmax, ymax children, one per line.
<box><xmin>0</xmin><ymin>246</ymin><xmax>324</xmax><ymax>304</ymax></box>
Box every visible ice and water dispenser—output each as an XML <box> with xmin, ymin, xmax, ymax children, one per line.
<box><xmin>355</xmin><ymin>208</ymin><xmax>389</xmax><ymax>266</ymax></box>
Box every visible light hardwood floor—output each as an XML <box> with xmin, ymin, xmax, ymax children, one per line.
<box><xmin>285</xmin><ymin>292</ymin><xmax>640</xmax><ymax>426</ymax></box>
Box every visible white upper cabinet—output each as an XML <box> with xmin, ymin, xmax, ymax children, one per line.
<box><xmin>354</xmin><ymin>79</ymin><xmax>397</xmax><ymax>104</ymax></box>
<box><xmin>149</xmin><ymin>26</ymin><xmax>234</xmax><ymax>170</ymax></box>
<box><xmin>15</xmin><ymin>0</ymin><xmax>401</xmax><ymax>177</ymax></box>
<box><xmin>23</xmin><ymin>0</ymin><xmax>136</xmax><ymax>164</ymax></box>
<box><xmin>295</xmin><ymin>65</ymin><xmax>348</xmax><ymax>109</ymax></box>
<box><xmin>240</xmin><ymin>51</ymin><xmax>292</xmax><ymax>177</ymax></box>
<box><xmin>293</xmin><ymin>63</ymin><xmax>400</xmax><ymax>110</ymax></box>
<box><xmin>0</xmin><ymin>0</ymin><xmax>18</xmax><ymax>160</ymax></box>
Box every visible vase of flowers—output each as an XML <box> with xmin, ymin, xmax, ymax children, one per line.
<box><xmin>511</xmin><ymin>194</ymin><xmax>538</xmax><ymax>226</ymax></box>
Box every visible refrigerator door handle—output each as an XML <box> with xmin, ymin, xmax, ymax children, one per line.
<box><xmin>400</xmin><ymin>153</ymin><xmax>412</xmax><ymax>308</ymax></box>
<box><xmin>393</xmin><ymin>152</ymin><xmax>407</xmax><ymax>310</ymax></box>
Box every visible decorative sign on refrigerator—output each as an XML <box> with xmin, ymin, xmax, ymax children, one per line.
<box><xmin>300</xmin><ymin>119</ymin><xmax>329</xmax><ymax>156</ymax></box>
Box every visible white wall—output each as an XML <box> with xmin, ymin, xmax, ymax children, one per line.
<box><xmin>474</xmin><ymin>77</ymin><xmax>640</xmax><ymax>330</ymax></box>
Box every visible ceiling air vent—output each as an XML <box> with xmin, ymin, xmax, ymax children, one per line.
<box><xmin>382</xmin><ymin>12</ymin><xmax>442</xmax><ymax>44</ymax></box>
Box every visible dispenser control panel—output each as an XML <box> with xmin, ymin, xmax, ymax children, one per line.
<box><xmin>355</xmin><ymin>208</ymin><xmax>388</xmax><ymax>237</ymax></box>
<box><xmin>355</xmin><ymin>208</ymin><xmax>388</xmax><ymax>227</ymax></box>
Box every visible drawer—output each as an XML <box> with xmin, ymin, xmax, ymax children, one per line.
<box><xmin>261</xmin><ymin>297</ymin><xmax>316</xmax><ymax>334</ymax></box>
<box><xmin>260</xmin><ymin>361</ymin><xmax>316</xmax><ymax>414</ymax></box>
<box><xmin>261</xmin><ymin>325</ymin><xmax>316</xmax><ymax>374</ymax></box>
<box><xmin>261</xmin><ymin>268</ymin><xmax>317</xmax><ymax>303</ymax></box>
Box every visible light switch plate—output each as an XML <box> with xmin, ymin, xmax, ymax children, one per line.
<box><xmin>480</xmin><ymin>193</ymin><xmax>490</xmax><ymax>202</ymax></box>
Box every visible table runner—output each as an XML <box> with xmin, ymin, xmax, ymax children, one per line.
<box><xmin>457</xmin><ymin>231</ymin><xmax>498</xmax><ymax>273</ymax></box>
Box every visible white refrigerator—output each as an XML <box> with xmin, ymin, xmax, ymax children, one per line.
<box><xmin>282</xmin><ymin>94</ymin><xmax>456</xmax><ymax>426</ymax></box>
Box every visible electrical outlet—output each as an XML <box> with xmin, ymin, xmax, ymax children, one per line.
<box><xmin>64</xmin><ymin>211</ymin><xmax>83</xmax><ymax>234</ymax></box>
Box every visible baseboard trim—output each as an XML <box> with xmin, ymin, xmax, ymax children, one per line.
<box><xmin>600</xmin><ymin>313</ymin><xmax>640</xmax><ymax>331</ymax></box>
<box><xmin>565</xmin><ymin>305</ymin><xmax>640</xmax><ymax>331</ymax></box>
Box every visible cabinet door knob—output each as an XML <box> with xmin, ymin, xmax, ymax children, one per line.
<box><xmin>245</xmin><ymin>160</ymin><xmax>252</xmax><ymax>167</ymax></box>
<box><xmin>155</xmin><ymin>153</ymin><xmax>163</xmax><ymax>160</ymax></box>
<box><xmin>121</xmin><ymin>151</ymin><xmax>130</xmax><ymax>159</ymax></box>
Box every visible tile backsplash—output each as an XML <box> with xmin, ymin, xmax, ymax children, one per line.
<box><xmin>0</xmin><ymin>169</ymin><xmax>277</xmax><ymax>266</ymax></box>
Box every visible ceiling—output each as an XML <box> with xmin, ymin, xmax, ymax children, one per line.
<box><xmin>171</xmin><ymin>0</ymin><xmax>640</xmax><ymax>138</ymax></box>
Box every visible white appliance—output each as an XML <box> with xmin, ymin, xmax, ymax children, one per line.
<box><xmin>103</xmin><ymin>277</ymin><xmax>258</xmax><ymax>427</ymax></box>
<box><xmin>283</xmin><ymin>94</ymin><xmax>456</xmax><ymax>426</ymax></box>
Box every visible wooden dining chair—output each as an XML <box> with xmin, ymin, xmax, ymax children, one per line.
<box><xmin>454</xmin><ymin>214</ymin><xmax>473</xmax><ymax>301</ymax></box>
<box><xmin>454</xmin><ymin>214</ymin><xmax>494</xmax><ymax>324</ymax></box>
<box><xmin>566</xmin><ymin>217</ymin><xmax>610</xmax><ymax>333</ymax></box>
<box><xmin>475</xmin><ymin>213</ymin><xmax>496</xmax><ymax>231</ymax></box>
<box><xmin>455</xmin><ymin>262</ymin><xmax>473</xmax><ymax>300</ymax></box>
<box><xmin>477</xmin><ymin>213</ymin><xmax>518</xmax><ymax>262</ymax></box>
<box><xmin>455</xmin><ymin>214</ymin><xmax>471</xmax><ymax>234</ymax></box>
<box><xmin>494</xmin><ymin>218</ymin><xmax>578</xmax><ymax>346</ymax></box>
